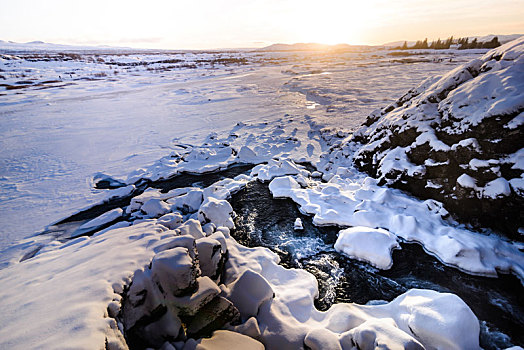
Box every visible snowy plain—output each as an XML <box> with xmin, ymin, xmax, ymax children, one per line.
<box><xmin>0</xmin><ymin>46</ymin><xmax>481</xmax><ymax>248</ymax></box>
<box><xmin>1</xmin><ymin>41</ymin><xmax>523</xmax><ymax>349</ymax></box>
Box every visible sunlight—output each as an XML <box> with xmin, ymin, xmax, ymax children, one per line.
<box><xmin>284</xmin><ymin>0</ymin><xmax>373</xmax><ymax>45</ymax></box>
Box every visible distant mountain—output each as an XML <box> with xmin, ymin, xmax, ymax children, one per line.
<box><xmin>0</xmin><ymin>40</ymin><xmax>134</xmax><ymax>52</ymax></box>
<box><xmin>383</xmin><ymin>34</ymin><xmax>523</xmax><ymax>47</ymax></box>
<box><xmin>257</xmin><ymin>42</ymin><xmax>370</xmax><ymax>52</ymax></box>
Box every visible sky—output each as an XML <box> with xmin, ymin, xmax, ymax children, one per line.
<box><xmin>1</xmin><ymin>0</ymin><xmax>523</xmax><ymax>49</ymax></box>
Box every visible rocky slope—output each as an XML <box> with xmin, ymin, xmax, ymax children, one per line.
<box><xmin>341</xmin><ymin>37</ymin><xmax>524</xmax><ymax>237</ymax></box>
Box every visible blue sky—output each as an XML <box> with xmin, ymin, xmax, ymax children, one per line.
<box><xmin>1</xmin><ymin>0</ymin><xmax>523</xmax><ymax>49</ymax></box>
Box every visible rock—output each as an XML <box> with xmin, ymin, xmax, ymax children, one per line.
<box><xmin>184</xmin><ymin>330</ymin><xmax>264</xmax><ymax>350</ymax></box>
<box><xmin>151</xmin><ymin>247</ymin><xmax>200</xmax><ymax>297</ymax></box>
<box><xmin>168</xmin><ymin>189</ymin><xmax>204</xmax><ymax>213</ymax></box>
<box><xmin>304</xmin><ymin>328</ymin><xmax>342</xmax><ymax>350</ymax></box>
<box><xmin>155</xmin><ymin>235</ymin><xmax>197</xmax><ymax>259</ymax></box>
<box><xmin>140</xmin><ymin>310</ymin><xmax>183</xmax><ymax>348</ymax></box>
<box><xmin>293</xmin><ymin>218</ymin><xmax>303</xmax><ymax>230</ymax></box>
<box><xmin>196</xmin><ymin>237</ymin><xmax>226</xmax><ymax>278</ymax></box>
<box><xmin>158</xmin><ymin>212</ymin><xmax>184</xmax><ymax>230</ymax></box>
<box><xmin>215</xmin><ymin>226</ymin><xmax>231</xmax><ymax>238</ymax></box>
<box><xmin>338</xmin><ymin>38</ymin><xmax>524</xmax><ymax>237</ymax></box>
<box><xmin>229</xmin><ymin>317</ymin><xmax>261</xmax><ymax>340</ymax></box>
<box><xmin>334</xmin><ymin>226</ymin><xmax>399</xmax><ymax>270</ymax></box>
<box><xmin>226</xmin><ymin>269</ymin><xmax>274</xmax><ymax>320</ymax></box>
<box><xmin>202</xmin><ymin>222</ymin><xmax>216</xmax><ymax>236</ymax></box>
<box><xmin>178</xmin><ymin>219</ymin><xmax>205</xmax><ymax>239</ymax></box>
<box><xmin>198</xmin><ymin>197</ymin><xmax>235</xmax><ymax>229</ymax></box>
<box><xmin>141</xmin><ymin>198</ymin><xmax>171</xmax><ymax>218</ymax></box>
<box><xmin>172</xmin><ymin>276</ymin><xmax>221</xmax><ymax>317</ymax></box>
<box><xmin>186</xmin><ymin>297</ymin><xmax>240</xmax><ymax>338</ymax></box>
<box><xmin>341</xmin><ymin>318</ymin><xmax>424</xmax><ymax>350</ymax></box>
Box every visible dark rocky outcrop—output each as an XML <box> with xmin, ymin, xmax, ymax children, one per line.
<box><xmin>336</xmin><ymin>37</ymin><xmax>524</xmax><ymax>238</ymax></box>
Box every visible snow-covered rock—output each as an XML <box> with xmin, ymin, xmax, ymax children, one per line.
<box><xmin>255</xmin><ymin>159</ymin><xmax>308</xmax><ymax>181</ymax></box>
<box><xmin>183</xmin><ymin>329</ymin><xmax>264</xmax><ymax>350</ymax></box>
<box><xmin>338</xmin><ymin>37</ymin><xmax>524</xmax><ymax>237</ymax></box>
<box><xmin>225</xmin><ymin>237</ymin><xmax>481</xmax><ymax>350</ymax></box>
<box><xmin>198</xmin><ymin>197</ymin><xmax>235</xmax><ymax>229</ymax></box>
<box><xmin>293</xmin><ymin>218</ymin><xmax>304</xmax><ymax>230</ymax></box>
<box><xmin>334</xmin><ymin>226</ymin><xmax>399</xmax><ymax>269</ymax></box>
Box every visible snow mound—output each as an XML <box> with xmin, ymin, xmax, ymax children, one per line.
<box><xmin>331</xmin><ymin>36</ymin><xmax>524</xmax><ymax>237</ymax></box>
<box><xmin>334</xmin><ymin>226</ymin><xmax>399</xmax><ymax>269</ymax></box>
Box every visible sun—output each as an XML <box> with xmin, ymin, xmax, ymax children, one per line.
<box><xmin>284</xmin><ymin>0</ymin><xmax>374</xmax><ymax>45</ymax></box>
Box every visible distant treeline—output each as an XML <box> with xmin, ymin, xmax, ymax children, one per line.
<box><xmin>395</xmin><ymin>36</ymin><xmax>501</xmax><ymax>50</ymax></box>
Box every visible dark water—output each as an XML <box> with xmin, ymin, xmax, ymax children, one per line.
<box><xmin>231</xmin><ymin>181</ymin><xmax>524</xmax><ymax>349</ymax></box>
<box><xmin>46</xmin><ymin>164</ymin><xmax>255</xmax><ymax>235</ymax></box>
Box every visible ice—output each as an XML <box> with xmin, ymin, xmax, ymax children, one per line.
<box><xmin>72</xmin><ymin>208</ymin><xmax>123</xmax><ymax>237</ymax></box>
<box><xmin>334</xmin><ymin>226</ymin><xmax>399</xmax><ymax>269</ymax></box>
<box><xmin>293</xmin><ymin>218</ymin><xmax>304</xmax><ymax>230</ymax></box>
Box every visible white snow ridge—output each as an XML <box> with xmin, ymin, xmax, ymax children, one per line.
<box><xmin>1</xmin><ymin>37</ymin><xmax>523</xmax><ymax>350</ymax></box>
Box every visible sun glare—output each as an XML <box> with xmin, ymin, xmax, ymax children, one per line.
<box><xmin>284</xmin><ymin>0</ymin><xmax>375</xmax><ymax>45</ymax></box>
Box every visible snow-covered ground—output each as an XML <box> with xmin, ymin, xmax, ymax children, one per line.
<box><xmin>0</xmin><ymin>47</ymin><xmax>481</xmax><ymax>249</ymax></box>
<box><xmin>1</xmin><ymin>42</ymin><xmax>522</xmax><ymax>349</ymax></box>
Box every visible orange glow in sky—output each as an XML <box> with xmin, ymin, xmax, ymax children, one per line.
<box><xmin>1</xmin><ymin>0</ymin><xmax>523</xmax><ymax>49</ymax></box>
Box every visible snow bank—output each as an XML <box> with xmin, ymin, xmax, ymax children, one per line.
<box><xmin>268</xmin><ymin>172</ymin><xmax>524</xmax><ymax>279</ymax></box>
<box><xmin>0</xmin><ymin>222</ymin><xmax>172</xmax><ymax>349</ymax></box>
<box><xmin>0</xmin><ymin>167</ymin><xmax>485</xmax><ymax>349</ymax></box>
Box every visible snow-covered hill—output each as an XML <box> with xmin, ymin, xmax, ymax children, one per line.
<box><xmin>339</xmin><ymin>36</ymin><xmax>524</xmax><ymax>237</ymax></box>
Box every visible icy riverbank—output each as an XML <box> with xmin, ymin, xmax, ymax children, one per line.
<box><xmin>0</xmin><ymin>40</ymin><xmax>523</xmax><ymax>349</ymax></box>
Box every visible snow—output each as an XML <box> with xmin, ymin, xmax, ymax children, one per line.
<box><xmin>0</xmin><ymin>221</ymin><xmax>172</xmax><ymax>349</ymax></box>
<box><xmin>0</xmin><ymin>38</ymin><xmax>523</xmax><ymax>349</ymax></box>
<box><xmin>72</xmin><ymin>208</ymin><xmax>123</xmax><ymax>237</ymax></box>
<box><xmin>225</xmin><ymin>237</ymin><xmax>480</xmax><ymax>350</ymax></box>
<box><xmin>457</xmin><ymin>173</ymin><xmax>477</xmax><ymax>188</ymax></box>
<box><xmin>293</xmin><ymin>218</ymin><xmax>304</xmax><ymax>230</ymax></box>
<box><xmin>0</xmin><ymin>46</ymin><xmax>479</xmax><ymax>249</ymax></box>
<box><xmin>334</xmin><ymin>226</ymin><xmax>399</xmax><ymax>269</ymax></box>
<box><xmin>267</xmin><ymin>170</ymin><xmax>524</xmax><ymax>279</ymax></box>
<box><xmin>198</xmin><ymin>197</ymin><xmax>235</xmax><ymax>229</ymax></box>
